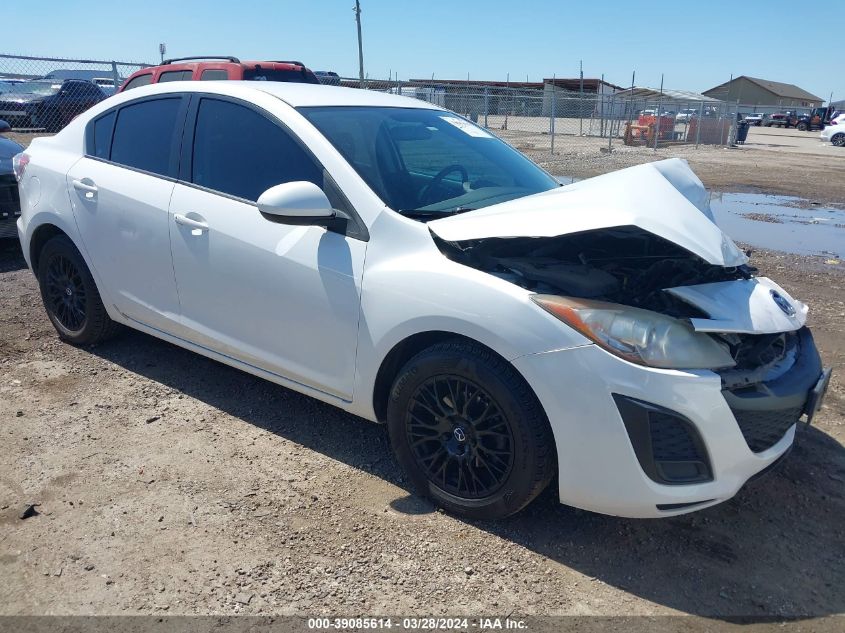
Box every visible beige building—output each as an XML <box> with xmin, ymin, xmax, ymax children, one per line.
<box><xmin>703</xmin><ymin>76</ymin><xmax>823</xmax><ymax>109</ymax></box>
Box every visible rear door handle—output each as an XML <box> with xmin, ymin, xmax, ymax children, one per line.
<box><xmin>174</xmin><ymin>213</ymin><xmax>209</xmax><ymax>232</ymax></box>
<box><xmin>72</xmin><ymin>178</ymin><xmax>98</xmax><ymax>198</ymax></box>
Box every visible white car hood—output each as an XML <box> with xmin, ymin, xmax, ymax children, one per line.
<box><xmin>428</xmin><ymin>158</ymin><xmax>748</xmax><ymax>267</ymax></box>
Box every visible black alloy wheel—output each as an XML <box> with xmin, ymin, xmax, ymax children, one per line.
<box><xmin>43</xmin><ymin>252</ymin><xmax>87</xmax><ymax>332</ymax></box>
<box><xmin>387</xmin><ymin>340</ymin><xmax>556</xmax><ymax>519</ymax></box>
<box><xmin>405</xmin><ymin>375</ymin><xmax>514</xmax><ymax>499</ymax></box>
<box><xmin>37</xmin><ymin>235</ymin><xmax>120</xmax><ymax>344</ymax></box>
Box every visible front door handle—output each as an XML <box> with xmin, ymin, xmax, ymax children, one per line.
<box><xmin>174</xmin><ymin>214</ymin><xmax>209</xmax><ymax>232</ymax></box>
<box><xmin>72</xmin><ymin>178</ymin><xmax>98</xmax><ymax>198</ymax></box>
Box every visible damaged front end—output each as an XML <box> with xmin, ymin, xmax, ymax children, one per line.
<box><xmin>428</xmin><ymin>159</ymin><xmax>829</xmax><ymax>455</ymax></box>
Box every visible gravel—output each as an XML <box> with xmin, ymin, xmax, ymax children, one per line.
<box><xmin>0</xmin><ymin>194</ymin><xmax>843</xmax><ymax>620</ymax></box>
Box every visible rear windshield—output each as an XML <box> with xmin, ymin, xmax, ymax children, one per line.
<box><xmin>7</xmin><ymin>81</ymin><xmax>61</xmax><ymax>96</ymax></box>
<box><xmin>243</xmin><ymin>68</ymin><xmax>320</xmax><ymax>84</ymax></box>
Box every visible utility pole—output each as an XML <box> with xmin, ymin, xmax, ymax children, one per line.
<box><xmin>159</xmin><ymin>43</ymin><xmax>166</xmax><ymax>63</ymax></box>
<box><xmin>354</xmin><ymin>1</ymin><xmax>364</xmax><ymax>88</ymax></box>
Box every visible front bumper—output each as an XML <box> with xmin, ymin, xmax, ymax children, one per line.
<box><xmin>512</xmin><ymin>329</ymin><xmax>827</xmax><ymax>518</ymax></box>
<box><xmin>0</xmin><ymin>175</ymin><xmax>21</xmax><ymax>240</ymax></box>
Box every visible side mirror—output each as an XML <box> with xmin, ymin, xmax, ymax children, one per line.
<box><xmin>257</xmin><ymin>181</ymin><xmax>336</xmax><ymax>225</ymax></box>
<box><xmin>0</xmin><ymin>120</ymin><xmax>10</xmax><ymax>133</ymax></box>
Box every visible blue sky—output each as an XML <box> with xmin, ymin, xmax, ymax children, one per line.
<box><xmin>5</xmin><ymin>0</ymin><xmax>839</xmax><ymax>102</ymax></box>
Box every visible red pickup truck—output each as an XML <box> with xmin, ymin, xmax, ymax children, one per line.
<box><xmin>119</xmin><ymin>56</ymin><xmax>320</xmax><ymax>93</ymax></box>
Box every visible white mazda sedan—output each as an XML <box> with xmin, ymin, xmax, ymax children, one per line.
<box><xmin>14</xmin><ymin>82</ymin><xmax>831</xmax><ymax>519</ymax></box>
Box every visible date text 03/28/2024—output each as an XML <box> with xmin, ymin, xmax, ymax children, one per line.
<box><xmin>307</xmin><ymin>617</ymin><xmax>527</xmax><ymax>630</ymax></box>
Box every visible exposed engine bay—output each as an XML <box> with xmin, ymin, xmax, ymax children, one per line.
<box><xmin>434</xmin><ymin>225</ymin><xmax>801</xmax><ymax>387</ymax></box>
<box><xmin>435</xmin><ymin>225</ymin><xmax>755</xmax><ymax>317</ymax></box>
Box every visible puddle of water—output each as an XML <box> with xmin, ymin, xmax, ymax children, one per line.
<box><xmin>709</xmin><ymin>192</ymin><xmax>845</xmax><ymax>257</ymax></box>
<box><xmin>555</xmin><ymin>175</ymin><xmax>580</xmax><ymax>185</ymax></box>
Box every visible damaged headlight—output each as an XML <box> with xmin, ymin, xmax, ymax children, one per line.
<box><xmin>531</xmin><ymin>295</ymin><xmax>736</xmax><ymax>370</ymax></box>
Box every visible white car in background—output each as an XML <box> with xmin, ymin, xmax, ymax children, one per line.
<box><xmin>13</xmin><ymin>82</ymin><xmax>831</xmax><ymax>519</ymax></box>
<box><xmin>744</xmin><ymin>113</ymin><xmax>766</xmax><ymax>126</ymax></box>
<box><xmin>675</xmin><ymin>108</ymin><xmax>698</xmax><ymax>123</ymax></box>
<box><xmin>821</xmin><ymin>115</ymin><xmax>845</xmax><ymax>146</ymax></box>
<box><xmin>92</xmin><ymin>77</ymin><xmax>118</xmax><ymax>96</ymax></box>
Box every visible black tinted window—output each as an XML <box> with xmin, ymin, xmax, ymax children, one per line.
<box><xmin>191</xmin><ymin>98</ymin><xmax>322</xmax><ymax>201</ymax></box>
<box><xmin>242</xmin><ymin>68</ymin><xmax>319</xmax><ymax>84</ymax></box>
<box><xmin>201</xmin><ymin>69</ymin><xmax>228</xmax><ymax>80</ymax></box>
<box><xmin>111</xmin><ymin>98</ymin><xmax>181</xmax><ymax>176</ymax></box>
<box><xmin>159</xmin><ymin>70</ymin><xmax>193</xmax><ymax>82</ymax></box>
<box><xmin>91</xmin><ymin>111</ymin><xmax>116</xmax><ymax>159</ymax></box>
<box><xmin>122</xmin><ymin>73</ymin><xmax>152</xmax><ymax>91</ymax></box>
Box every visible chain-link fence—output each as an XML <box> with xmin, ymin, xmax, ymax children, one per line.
<box><xmin>0</xmin><ymin>53</ymin><xmax>746</xmax><ymax>153</ymax></box>
<box><xmin>341</xmin><ymin>78</ymin><xmax>743</xmax><ymax>152</ymax></box>
<box><xmin>0</xmin><ymin>53</ymin><xmax>150</xmax><ymax>138</ymax></box>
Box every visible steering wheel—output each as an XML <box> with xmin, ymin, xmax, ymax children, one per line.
<box><xmin>418</xmin><ymin>164</ymin><xmax>469</xmax><ymax>206</ymax></box>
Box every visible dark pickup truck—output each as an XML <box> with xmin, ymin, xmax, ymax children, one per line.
<box><xmin>795</xmin><ymin>106</ymin><xmax>836</xmax><ymax>131</ymax></box>
<box><xmin>765</xmin><ymin>112</ymin><xmax>798</xmax><ymax>128</ymax></box>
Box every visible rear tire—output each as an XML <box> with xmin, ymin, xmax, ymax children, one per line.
<box><xmin>832</xmin><ymin>133</ymin><xmax>845</xmax><ymax>147</ymax></box>
<box><xmin>386</xmin><ymin>340</ymin><xmax>556</xmax><ymax>520</ymax></box>
<box><xmin>37</xmin><ymin>235</ymin><xmax>119</xmax><ymax>345</ymax></box>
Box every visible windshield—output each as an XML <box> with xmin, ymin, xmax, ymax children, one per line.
<box><xmin>6</xmin><ymin>81</ymin><xmax>62</xmax><ymax>96</ymax></box>
<box><xmin>299</xmin><ymin>106</ymin><xmax>558</xmax><ymax>217</ymax></box>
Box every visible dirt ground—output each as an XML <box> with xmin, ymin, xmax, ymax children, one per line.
<box><xmin>1</xmin><ymin>135</ymin><xmax>844</xmax><ymax>623</ymax></box>
<box><xmin>520</xmin><ymin>126</ymin><xmax>845</xmax><ymax>206</ymax></box>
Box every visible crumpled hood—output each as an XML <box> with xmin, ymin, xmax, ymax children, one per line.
<box><xmin>666</xmin><ymin>277</ymin><xmax>808</xmax><ymax>334</ymax></box>
<box><xmin>429</xmin><ymin>158</ymin><xmax>748</xmax><ymax>267</ymax></box>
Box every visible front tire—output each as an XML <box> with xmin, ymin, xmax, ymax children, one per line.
<box><xmin>37</xmin><ymin>235</ymin><xmax>119</xmax><ymax>345</ymax></box>
<box><xmin>832</xmin><ymin>133</ymin><xmax>845</xmax><ymax>147</ymax></box>
<box><xmin>387</xmin><ymin>340</ymin><xmax>556</xmax><ymax>520</ymax></box>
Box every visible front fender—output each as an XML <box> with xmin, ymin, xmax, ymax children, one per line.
<box><xmin>347</xmin><ymin>215</ymin><xmax>591</xmax><ymax>420</ymax></box>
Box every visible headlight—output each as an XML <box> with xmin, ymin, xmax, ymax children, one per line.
<box><xmin>531</xmin><ymin>294</ymin><xmax>736</xmax><ymax>370</ymax></box>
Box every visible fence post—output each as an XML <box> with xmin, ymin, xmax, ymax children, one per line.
<box><xmin>653</xmin><ymin>74</ymin><xmax>664</xmax><ymax>151</ymax></box>
<box><xmin>579</xmin><ymin>60</ymin><xmax>584</xmax><ymax>136</ymax></box>
<box><xmin>550</xmin><ymin>83</ymin><xmax>556</xmax><ymax>155</ymax></box>
<box><xmin>483</xmin><ymin>86</ymin><xmax>489</xmax><ymax>128</ymax></box>
<box><xmin>695</xmin><ymin>100</ymin><xmax>704</xmax><ymax>148</ymax></box>
<box><xmin>607</xmin><ymin>93</ymin><xmax>613</xmax><ymax>153</ymax></box>
<box><xmin>110</xmin><ymin>61</ymin><xmax>120</xmax><ymax>92</ymax></box>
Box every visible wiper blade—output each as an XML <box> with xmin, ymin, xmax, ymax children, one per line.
<box><xmin>398</xmin><ymin>207</ymin><xmax>476</xmax><ymax>219</ymax></box>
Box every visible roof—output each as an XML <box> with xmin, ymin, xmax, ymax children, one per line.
<box><xmin>109</xmin><ymin>80</ymin><xmax>443</xmax><ymax>109</ymax></box>
<box><xmin>543</xmin><ymin>78</ymin><xmax>625</xmax><ymax>91</ymax></box>
<box><xmin>409</xmin><ymin>78</ymin><xmax>544</xmax><ymax>89</ymax></box>
<box><xmin>704</xmin><ymin>76</ymin><xmax>823</xmax><ymax>102</ymax></box>
<box><xmin>405</xmin><ymin>77</ymin><xmax>624</xmax><ymax>92</ymax></box>
<box><xmin>612</xmin><ymin>87</ymin><xmax>721</xmax><ymax>102</ymax></box>
<box><xmin>44</xmin><ymin>69</ymin><xmax>106</xmax><ymax>81</ymax></box>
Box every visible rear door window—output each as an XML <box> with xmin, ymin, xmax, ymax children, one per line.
<box><xmin>91</xmin><ymin>111</ymin><xmax>116</xmax><ymax>159</ymax></box>
<box><xmin>159</xmin><ymin>70</ymin><xmax>193</xmax><ymax>82</ymax></box>
<box><xmin>200</xmin><ymin>69</ymin><xmax>229</xmax><ymax>81</ymax></box>
<box><xmin>190</xmin><ymin>98</ymin><xmax>322</xmax><ymax>201</ymax></box>
<box><xmin>122</xmin><ymin>73</ymin><xmax>153</xmax><ymax>91</ymax></box>
<box><xmin>110</xmin><ymin>98</ymin><xmax>182</xmax><ymax>176</ymax></box>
